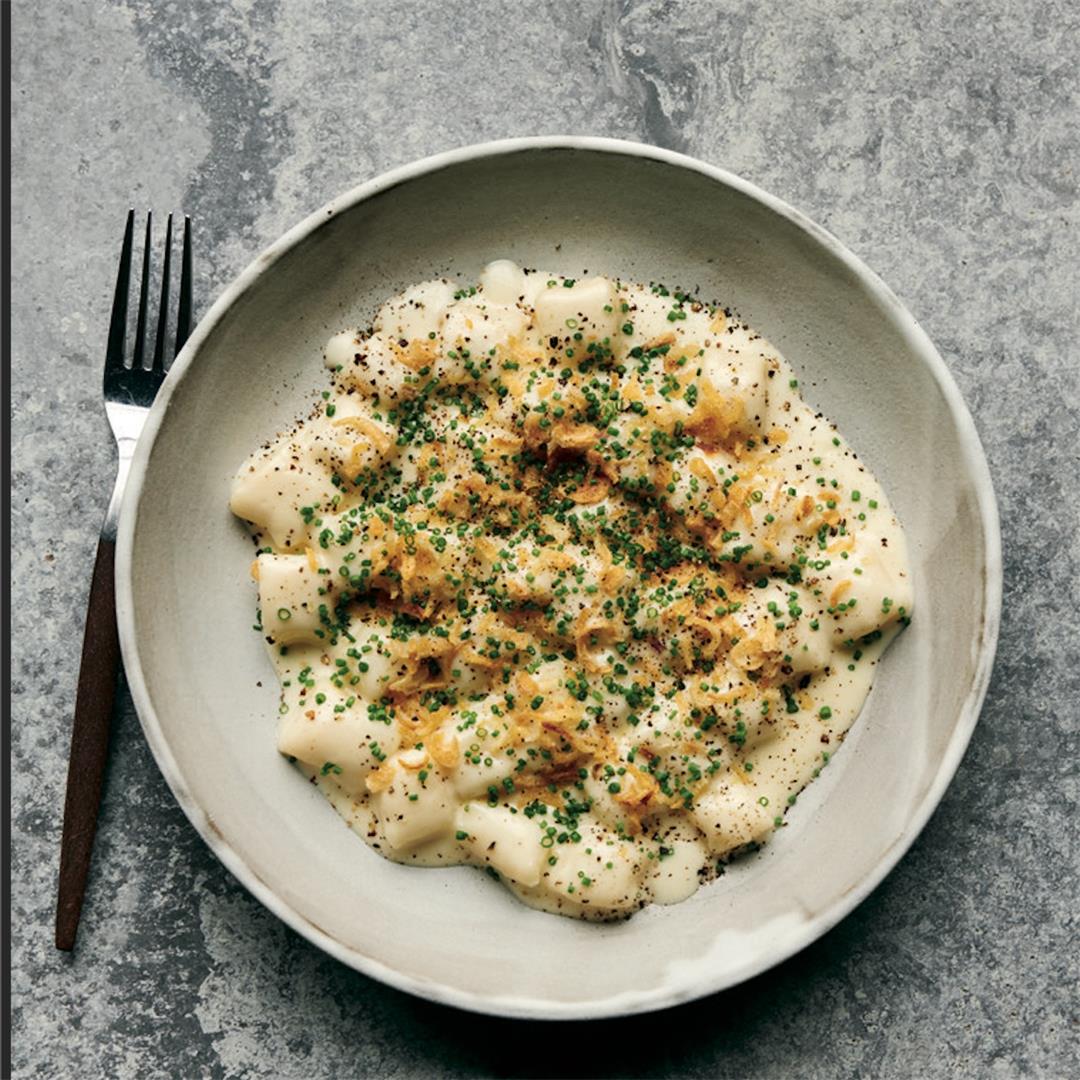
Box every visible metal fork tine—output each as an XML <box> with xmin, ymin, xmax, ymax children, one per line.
<box><xmin>174</xmin><ymin>216</ymin><xmax>193</xmax><ymax>359</ymax></box>
<box><xmin>152</xmin><ymin>213</ymin><xmax>173</xmax><ymax>371</ymax></box>
<box><xmin>105</xmin><ymin>209</ymin><xmax>135</xmax><ymax>374</ymax></box>
<box><xmin>132</xmin><ymin>212</ymin><xmax>152</xmax><ymax>370</ymax></box>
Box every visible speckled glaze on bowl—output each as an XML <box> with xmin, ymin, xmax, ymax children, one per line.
<box><xmin>116</xmin><ymin>137</ymin><xmax>1001</xmax><ymax>1019</ymax></box>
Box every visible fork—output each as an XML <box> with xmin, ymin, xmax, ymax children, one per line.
<box><xmin>55</xmin><ymin>210</ymin><xmax>193</xmax><ymax>951</ymax></box>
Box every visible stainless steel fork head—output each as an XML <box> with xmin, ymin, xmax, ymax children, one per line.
<box><xmin>101</xmin><ymin>209</ymin><xmax>193</xmax><ymax>539</ymax></box>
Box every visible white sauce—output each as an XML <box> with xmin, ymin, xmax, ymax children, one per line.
<box><xmin>230</xmin><ymin>262</ymin><xmax>913</xmax><ymax>921</ymax></box>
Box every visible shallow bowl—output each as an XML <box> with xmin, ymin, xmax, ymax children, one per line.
<box><xmin>117</xmin><ymin>137</ymin><xmax>1001</xmax><ymax>1019</ymax></box>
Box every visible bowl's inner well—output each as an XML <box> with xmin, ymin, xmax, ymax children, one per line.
<box><xmin>129</xmin><ymin>147</ymin><xmax>991</xmax><ymax>1012</ymax></box>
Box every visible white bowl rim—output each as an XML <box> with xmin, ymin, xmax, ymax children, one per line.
<box><xmin>116</xmin><ymin>135</ymin><xmax>1003</xmax><ymax>1020</ymax></box>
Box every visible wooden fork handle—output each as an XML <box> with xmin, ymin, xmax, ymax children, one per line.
<box><xmin>56</xmin><ymin>536</ymin><xmax>120</xmax><ymax>951</ymax></box>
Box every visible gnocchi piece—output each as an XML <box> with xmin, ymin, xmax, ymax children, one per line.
<box><xmin>371</xmin><ymin>759</ymin><xmax>457</xmax><ymax>850</ymax></box>
<box><xmin>455</xmin><ymin>803</ymin><xmax>546</xmax><ymax>887</ymax></box>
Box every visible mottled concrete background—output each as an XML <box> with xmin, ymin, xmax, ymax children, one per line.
<box><xmin>10</xmin><ymin>0</ymin><xmax>1079</xmax><ymax>1076</ymax></box>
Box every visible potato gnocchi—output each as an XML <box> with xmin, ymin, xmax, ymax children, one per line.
<box><xmin>230</xmin><ymin>259</ymin><xmax>913</xmax><ymax>920</ymax></box>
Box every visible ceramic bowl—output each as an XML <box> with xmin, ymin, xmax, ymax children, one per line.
<box><xmin>116</xmin><ymin>137</ymin><xmax>1001</xmax><ymax>1019</ymax></box>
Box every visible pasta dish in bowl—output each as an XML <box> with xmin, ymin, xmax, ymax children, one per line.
<box><xmin>117</xmin><ymin>139</ymin><xmax>998</xmax><ymax>1016</ymax></box>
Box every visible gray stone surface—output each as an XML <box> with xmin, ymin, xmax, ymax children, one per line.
<box><xmin>10</xmin><ymin>0</ymin><xmax>1079</xmax><ymax>1075</ymax></box>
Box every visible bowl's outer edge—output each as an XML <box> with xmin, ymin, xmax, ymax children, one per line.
<box><xmin>115</xmin><ymin>135</ymin><xmax>1003</xmax><ymax>1020</ymax></box>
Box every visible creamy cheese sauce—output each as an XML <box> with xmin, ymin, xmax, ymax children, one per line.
<box><xmin>230</xmin><ymin>260</ymin><xmax>913</xmax><ymax>921</ymax></box>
